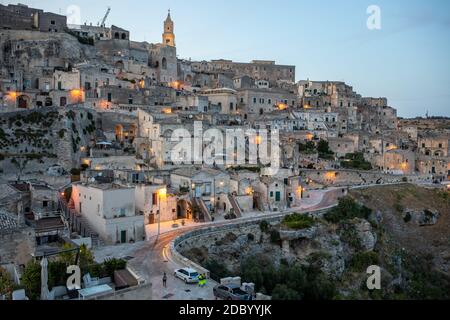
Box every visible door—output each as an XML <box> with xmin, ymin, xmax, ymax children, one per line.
<box><xmin>120</xmin><ymin>230</ymin><xmax>127</xmax><ymax>243</ymax></box>
<box><xmin>275</xmin><ymin>192</ymin><xmax>281</xmax><ymax>202</ymax></box>
<box><xmin>195</xmin><ymin>186</ymin><xmax>201</xmax><ymax>198</ymax></box>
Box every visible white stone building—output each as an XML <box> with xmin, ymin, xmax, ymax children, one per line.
<box><xmin>71</xmin><ymin>183</ymin><xmax>145</xmax><ymax>244</ymax></box>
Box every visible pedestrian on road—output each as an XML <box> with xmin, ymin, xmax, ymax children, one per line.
<box><xmin>163</xmin><ymin>272</ymin><xmax>167</xmax><ymax>288</ymax></box>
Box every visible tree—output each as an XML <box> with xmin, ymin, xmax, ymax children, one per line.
<box><xmin>0</xmin><ymin>267</ymin><xmax>14</xmax><ymax>298</ymax></box>
<box><xmin>11</xmin><ymin>157</ymin><xmax>29</xmax><ymax>181</ymax></box>
<box><xmin>324</xmin><ymin>196</ymin><xmax>372</xmax><ymax>223</ymax></box>
<box><xmin>272</xmin><ymin>284</ymin><xmax>301</xmax><ymax>300</ymax></box>
<box><xmin>21</xmin><ymin>261</ymin><xmax>41</xmax><ymax>300</ymax></box>
<box><xmin>317</xmin><ymin>140</ymin><xmax>334</xmax><ymax>160</ymax></box>
<box><xmin>79</xmin><ymin>244</ymin><xmax>95</xmax><ymax>273</ymax></box>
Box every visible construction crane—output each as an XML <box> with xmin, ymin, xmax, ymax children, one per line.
<box><xmin>98</xmin><ymin>6</ymin><xmax>111</xmax><ymax>27</ymax></box>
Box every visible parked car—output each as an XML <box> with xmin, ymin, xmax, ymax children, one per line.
<box><xmin>213</xmin><ymin>284</ymin><xmax>252</xmax><ymax>300</ymax></box>
<box><xmin>174</xmin><ymin>268</ymin><xmax>199</xmax><ymax>284</ymax></box>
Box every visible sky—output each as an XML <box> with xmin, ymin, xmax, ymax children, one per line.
<box><xmin>2</xmin><ymin>0</ymin><xmax>450</xmax><ymax>118</ymax></box>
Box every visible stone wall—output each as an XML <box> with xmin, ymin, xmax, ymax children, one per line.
<box><xmin>89</xmin><ymin>283</ymin><xmax>152</xmax><ymax>300</ymax></box>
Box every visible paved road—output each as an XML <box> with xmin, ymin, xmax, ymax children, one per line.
<box><xmin>95</xmin><ymin>188</ymin><xmax>341</xmax><ymax>300</ymax></box>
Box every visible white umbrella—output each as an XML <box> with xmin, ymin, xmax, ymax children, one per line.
<box><xmin>40</xmin><ymin>258</ymin><xmax>50</xmax><ymax>300</ymax></box>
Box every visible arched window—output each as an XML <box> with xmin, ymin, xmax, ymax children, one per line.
<box><xmin>114</xmin><ymin>32</ymin><xmax>120</xmax><ymax>39</ymax></box>
<box><xmin>161</xmin><ymin>57</ymin><xmax>167</xmax><ymax>70</ymax></box>
<box><xmin>121</xmin><ymin>33</ymin><xmax>127</xmax><ymax>40</ymax></box>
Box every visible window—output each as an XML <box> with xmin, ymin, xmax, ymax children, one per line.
<box><xmin>152</xmin><ymin>193</ymin><xmax>158</xmax><ymax>206</ymax></box>
<box><xmin>253</xmin><ymin>97</ymin><xmax>257</xmax><ymax>104</ymax></box>
<box><xmin>43</xmin><ymin>201</ymin><xmax>48</xmax><ymax>208</ymax></box>
<box><xmin>51</xmin><ymin>20</ymin><xmax>55</xmax><ymax>25</ymax></box>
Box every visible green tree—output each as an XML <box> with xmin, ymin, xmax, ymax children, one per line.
<box><xmin>272</xmin><ymin>284</ymin><xmax>301</xmax><ymax>300</ymax></box>
<box><xmin>317</xmin><ymin>140</ymin><xmax>334</xmax><ymax>159</ymax></box>
<box><xmin>0</xmin><ymin>267</ymin><xmax>14</xmax><ymax>298</ymax></box>
<box><xmin>21</xmin><ymin>261</ymin><xmax>41</xmax><ymax>300</ymax></box>
<box><xmin>324</xmin><ymin>196</ymin><xmax>372</xmax><ymax>223</ymax></box>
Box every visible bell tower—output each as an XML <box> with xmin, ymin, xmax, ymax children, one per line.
<box><xmin>162</xmin><ymin>10</ymin><xmax>175</xmax><ymax>47</ymax></box>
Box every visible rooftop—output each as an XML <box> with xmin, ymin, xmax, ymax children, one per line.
<box><xmin>0</xmin><ymin>210</ymin><xmax>18</xmax><ymax>232</ymax></box>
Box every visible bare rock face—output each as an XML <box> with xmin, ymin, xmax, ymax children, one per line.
<box><xmin>279</xmin><ymin>226</ymin><xmax>318</xmax><ymax>241</ymax></box>
<box><xmin>315</xmin><ymin>228</ymin><xmax>346</xmax><ymax>278</ymax></box>
<box><xmin>354</xmin><ymin>219</ymin><xmax>377</xmax><ymax>252</ymax></box>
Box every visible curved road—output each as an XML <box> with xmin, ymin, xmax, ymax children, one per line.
<box><xmin>123</xmin><ymin>188</ymin><xmax>341</xmax><ymax>300</ymax></box>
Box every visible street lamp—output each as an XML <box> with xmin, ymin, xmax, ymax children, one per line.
<box><xmin>157</xmin><ymin>188</ymin><xmax>167</xmax><ymax>237</ymax></box>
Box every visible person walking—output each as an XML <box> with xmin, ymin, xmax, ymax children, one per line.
<box><xmin>197</xmin><ymin>274</ymin><xmax>203</xmax><ymax>287</ymax></box>
<box><xmin>162</xmin><ymin>272</ymin><xmax>167</xmax><ymax>288</ymax></box>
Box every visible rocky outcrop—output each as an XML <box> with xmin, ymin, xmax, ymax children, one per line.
<box><xmin>354</xmin><ymin>219</ymin><xmax>377</xmax><ymax>252</ymax></box>
<box><xmin>403</xmin><ymin>209</ymin><xmax>440</xmax><ymax>226</ymax></box>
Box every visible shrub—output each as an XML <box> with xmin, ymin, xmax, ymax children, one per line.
<box><xmin>0</xmin><ymin>267</ymin><xmax>14</xmax><ymax>297</ymax></box>
<box><xmin>403</xmin><ymin>212</ymin><xmax>412</xmax><ymax>223</ymax></box>
<box><xmin>103</xmin><ymin>258</ymin><xmax>127</xmax><ymax>279</ymax></box>
<box><xmin>340</xmin><ymin>153</ymin><xmax>372</xmax><ymax>170</ymax></box>
<box><xmin>340</xmin><ymin>223</ymin><xmax>362</xmax><ymax>250</ymax></box>
<box><xmin>395</xmin><ymin>202</ymin><xmax>405</xmax><ymax>213</ymax></box>
<box><xmin>204</xmin><ymin>259</ymin><xmax>232</xmax><ymax>282</ymax></box>
<box><xmin>324</xmin><ymin>197</ymin><xmax>372</xmax><ymax>223</ymax></box>
<box><xmin>282</xmin><ymin>214</ymin><xmax>315</xmax><ymax>230</ymax></box>
<box><xmin>272</xmin><ymin>284</ymin><xmax>301</xmax><ymax>300</ymax></box>
<box><xmin>348</xmin><ymin>252</ymin><xmax>380</xmax><ymax>272</ymax></box>
<box><xmin>259</xmin><ymin>220</ymin><xmax>270</xmax><ymax>233</ymax></box>
<box><xmin>317</xmin><ymin>140</ymin><xmax>334</xmax><ymax>159</ymax></box>
<box><xmin>21</xmin><ymin>261</ymin><xmax>41</xmax><ymax>300</ymax></box>
<box><xmin>239</xmin><ymin>255</ymin><xmax>336</xmax><ymax>300</ymax></box>
<box><xmin>270</xmin><ymin>230</ymin><xmax>281</xmax><ymax>244</ymax></box>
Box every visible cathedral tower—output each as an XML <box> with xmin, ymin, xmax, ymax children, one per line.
<box><xmin>162</xmin><ymin>10</ymin><xmax>175</xmax><ymax>47</ymax></box>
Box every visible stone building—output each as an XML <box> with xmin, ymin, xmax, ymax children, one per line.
<box><xmin>199</xmin><ymin>88</ymin><xmax>238</xmax><ymax>114</ymax></box>
<box><xmin>383</xmin><ymin>149</ymin><xmax>416</xmax><ymax>175</ymax></box>
<box><xmin>0</xmin><ymin>3</ymin><xmax>67</xmax><ymax>32</ymax></box>
<box><xmin>135</xmin><ymin>184</ymin><xmax>178</xmax><ymax>225</ymax></box>
<box><xmin>148</xmin><ymin>12</ymin><xmax>178</xmax><ymax>83</ymax></box>
<box><xmin>418</xmin><ymin>133</ymin><xmax>449</xmax><ymax>157</ymax></box>
<box><xmin>192</xmin><ymin>60</ymin><xmax>295</xmax><ymax>87</ymax></box>
<box><xmin>71</xmin><ymin>182</ymin><xmax>145</xmax><ymax>244</ymax></box>
<box><xmin>237</xmin><ymin>88</ymin><xmax>297</xmax><ymax>116</ymax></box>
<box><xmin>162</xmin><ymin>10</ymin><xmax>175</xmax><ymax>47</ymax></box>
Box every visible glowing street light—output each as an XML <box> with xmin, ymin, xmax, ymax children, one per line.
<box><xmin>157</xmin><ymin>187</ymin><xmax>168</xmax><ymax>237</ymax></box>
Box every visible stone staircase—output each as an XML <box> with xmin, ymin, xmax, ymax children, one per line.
<box><xmin>193</xmin><ymin>198</ymin><xmax>212</xmax><ymax>222</ymax></box>
<box><xmin>59</xmin><ymin>197</ymin><xmax>103</xmax><ymax>247</ymax></box>
<box><xmin>227</xmin><ymin>194</ymin><xmax>242</xmax><ymax>218</ymax></box>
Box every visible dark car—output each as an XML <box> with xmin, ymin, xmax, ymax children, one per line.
<box><xmin>213</xmin><ymin>284</ymin><xmax>251</xmax><ymax>300</ymax></box>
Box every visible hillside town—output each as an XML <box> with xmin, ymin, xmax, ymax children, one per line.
<box><xmin>0</xmin><ymin>3</ymin><xmax>449</xmax><ymax>301</ymax></box>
